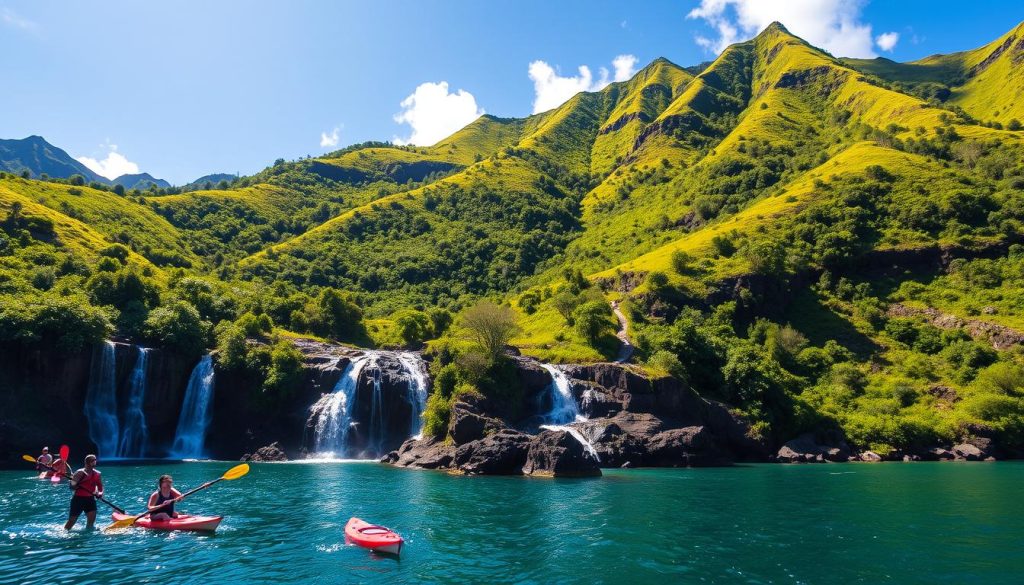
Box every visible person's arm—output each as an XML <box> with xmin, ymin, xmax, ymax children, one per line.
<box><xmin>94</xmin><ymin>473</ymin><xmax>103</xmax><ymax>497</ymax></box>
<box><xmin>147</xmin><ymin>492</ymin><xmax>161</xmax><ymax>511</ymax></box>
<box><xmin>69</xmin><ymin>470</ymin><xmax>84</xmax><ymax>489</ymax></box>
<box><xmin>171</xmin><ymin>488</ymin><xmax>184</xmax><ymax>501</ymax></box>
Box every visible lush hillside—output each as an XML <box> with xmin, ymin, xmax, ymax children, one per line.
<box><xmin>3</xmin><ymin>20</ymin><xmax>1024</xmax><ymax>456</ymax></box>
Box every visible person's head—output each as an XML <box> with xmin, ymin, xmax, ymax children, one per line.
<box><xmin>84</xmin><ymin>454</ymin><xmax>97</xmax><ymax>469</ymax></box>
<box><xmin>42</xmin><ymin>446</ymin><xmax>49</xmax><ymax>454</ymax></box>
<box><xmin>158</xmin><ymin>475</ymin><xmax>173</xmax><ymax>490</ymax></box>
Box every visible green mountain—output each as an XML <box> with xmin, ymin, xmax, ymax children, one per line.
<box><xmin>3</xmin><ymin>21</ymin><xmax>1024</xmax><ymax>456</ymax></box>
<box><xmin>112</xmin><ymin>172</ymin><xmax>171</xmax><ymax>190</ymax></box>
<box><xmin>0</xmin><ymin>135</ymin><xmax>107</xmax><ymax>183</ymax></box>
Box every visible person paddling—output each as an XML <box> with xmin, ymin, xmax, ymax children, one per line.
<box><xmin>36</xmin><ymin>447</ymin><xmax>52</xmax><ymax>474</ymax></box>
<box><xmin>51</xmin><ymin>456</ymin><xmax>68</xmax><ymax>479</ymax></box>
<box><xmin>146</xmin><ymin>475</ymin><xmax>183</xmax><ymax>521</ymax></box>
<box><xmin>65</xmin><ymin>454</ymin><xmax>104</xmax><ymax>530</ymax></box>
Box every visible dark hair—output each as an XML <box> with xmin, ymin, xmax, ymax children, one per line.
<box><xmin>158</xmin><ymin>474</ymin><xmax>173</xmax><ymax>486</ymax></box>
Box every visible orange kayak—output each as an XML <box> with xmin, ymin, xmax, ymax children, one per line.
<box><xmin>344</xmin><ymin>517</ymin><xmax>403</xmax><ymax>555</ymax></box>
<box><xmin>111</xmin><ymin>512</ymin><xmax>222</xmax><ymax>532</ymax></box>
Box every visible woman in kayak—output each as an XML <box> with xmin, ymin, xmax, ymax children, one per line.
<box><xmin>65</xmin><ymin>454</ymin><xmax>103</xmax><ymax>530</ymax></box>
<box><xmin>147</xmin><ymin>475</ymin><xmax>183</xmax><ymax>521</ymax></box>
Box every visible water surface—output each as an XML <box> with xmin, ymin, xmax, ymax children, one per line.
<box><xmin>1</xmin><ymin>462</ymin><xmax>1021</xmax><ymax>584</ymax></box>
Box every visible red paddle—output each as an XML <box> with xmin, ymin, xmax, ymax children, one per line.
<box><xmin>59</xmin><ymin>444</ymin><xmax>69</xmax><ymax>464</ymax></box>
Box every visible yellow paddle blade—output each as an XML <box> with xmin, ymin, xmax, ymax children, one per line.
<box><xmin>222</xmin><ymin>463</ymin><xmax>249</xmax><ymax>481</ymax></box>
<box><xmin>22</xmin><ymin>454</ymin><xmax>38</xmax><ymax>463</ymax></box>
<box><xmin>104</xmin><ymin>517</ymin><xmax>138</xmax><ymax>531</ymax></box>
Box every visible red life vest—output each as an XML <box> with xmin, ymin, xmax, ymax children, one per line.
<box><xmin>73</xmin><ymin>469</ymin><xmax>100</xmax><ymax>497</ymax></box>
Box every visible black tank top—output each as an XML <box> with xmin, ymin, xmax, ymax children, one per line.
<box><xmin>155</xmin><ymin>491</ymin><xmax>175</xmax><ymax>515</ymax></box>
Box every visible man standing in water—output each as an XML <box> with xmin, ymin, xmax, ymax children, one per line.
<box><xmin>65</xmin><ymin>454</ymin><xmax>104</xmax><ymax>530</ymax></box>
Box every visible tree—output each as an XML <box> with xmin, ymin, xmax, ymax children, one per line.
<box><xmin>572</xmin><ymin>301</ymin><xmax>609</xmax><ymax>343</ymax></box>
<box><xmin>670</xmin><ymin>250</ymin><xmax>692</xmax><ymax>275</ymax></box>
<box><xmin>113</xmin><ymin>184</ymin><xmax>125</xmax><ymax>196</ymax></box>
<box><xmin>552</xmin><ymin>290</ymin><xmax>579</xmax><ymax>324</ymax></box>
<box><xmin>144</xmin><ymin>301</ymin><xmax>208</xmax><ymax>356</ymax></box>
<box><xmin>395</xmin><ymin>309</ymin><xmax>431</xmax><ymax>345</ymax></box>
<box><xmin>68</xmin><ymin>174</ymin><xmax>86</xmax><ymax>186</ymax></box>
<box><xmin>460</xmin><ymin>300</ymin><xmax>518</xmax><ymax>359</ymax></box>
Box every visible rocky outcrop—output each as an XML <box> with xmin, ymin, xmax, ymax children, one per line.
<box><xmin>775</xmin><ymin>432</ymin><xmax>852</xmax><ymax>463</ymax></box>
<box><xmin>242</xmin><ymin>442</ymin><xmax>288</xmax><ymax>462</ymax></box>
<box><xmin>454</xmin><ymin>429</ymin><xmax>532</xmax><ymax>475</ymax></box>
<box><xmin>888</xmin><ymin>304</ymin><xmax>1024</xmax><ymax>350</ymax></box>
<box><xmin>450</xmin><ymin>402</ymin><xmax>504</xmax><ymax>445</ymax></box>
<box><xmin>521</xmin><ymin>430</ymin><xmax>601</xmax><ymax>477</ymax></box>
<box><xmin>381</xmin><ymin>436</ymin><xmax>453</xmax><ymax>469</ymax></box>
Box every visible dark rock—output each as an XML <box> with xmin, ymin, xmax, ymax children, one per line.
<box><xmin>242</xmin><ymin>442</ymin><xmax>288</xmax><ymax>462</ymax></box>
<box><xmin>381</xmin><ymin>436</ymin><xmax>454</xmax><ymax>469</ymax></box>
<box><xmin>776</xmin><ymin>432</ymin><xmax>851</xmax><ymax>463</ymax></box>
<box><xmin>521</xmin><ymin>430</ymin><xmax>601</xmax><ymax>477</ymax></box>
<box><xmin>953</xmin><ymin>443</ymin><xmax>985</xmax><ymax>461</ymax></box>
<box><xmin>450</xmin><ymin>402</ymin><xmax>504</xmax><ymax>445</ymax></box>
<box><xmin>455</xmin><ymin>429</ymin><xmax>532</xmax><ymax>475</ymax></box>
<box><xmin>920</xmin><ymin>447</ymin><xmax>955</xmax><ymax>461</ymax></box>
<box><xmin>643</xmin><ymin>426</ymin><xmax>731</xmax><ymax>467</ymax></box>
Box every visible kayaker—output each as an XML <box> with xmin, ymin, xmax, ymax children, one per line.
<box><xmin>65</xmin><ymin>454</ymin><xmax>104</xmax><ymax>530</ymax></box>
<box><xmin>36</xmin><ymin>447</ymin><xmax>52</xmax><ymax>473</ymax></box>
<box><xmin>146</xmin><ymin>475</ymin><xmax>183</xmax><ymax>521</ymax></box>
<box><xmin>51</xmin><ymin>456</ymin><xmax>68</xmax><ymax>479</ymax></box>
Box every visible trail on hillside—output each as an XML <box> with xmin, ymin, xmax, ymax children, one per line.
<box><xmin>611</xmin><ymin>301</ymin><xmax>634</xmax><ymax>363</ymax></box>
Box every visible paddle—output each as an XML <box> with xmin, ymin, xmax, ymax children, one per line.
<box><xmin>104</xmin><ymin>463</ymin><xmax>249</xmax><ymax>531</ymax></box>
<box><xmin>20</xmin><ymin>455</ymin><xmax>127</xmax><ymax>514</ymax></box>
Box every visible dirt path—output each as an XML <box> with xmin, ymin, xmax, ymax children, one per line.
<box><xmin>611</xmin><ymin>301</ymin><xmax>634</xmax><ymax>363</ymax></box>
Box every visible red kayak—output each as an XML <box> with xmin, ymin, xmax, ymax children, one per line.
<box><xmin>344</xmin><ymin>517</ymin><xmax>403</xmax><ymax>555</ymax></box>
<box><xmin>111</xmin><ymin>512</ymin><xmax>223</xmax><ymax>532</ymax></box>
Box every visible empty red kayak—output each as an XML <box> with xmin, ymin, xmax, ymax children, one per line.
<box><xmin>111</xmin><ymin>512</ymin><xmax>223</xmax><ymax>532</ymax></box>
<box><xmin>344</xmin><ymin>517</ymin><xmax>403</xmax><ymax>555</ymax></box>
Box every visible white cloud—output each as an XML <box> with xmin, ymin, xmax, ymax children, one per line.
<box><xmin>2</xmin><ymin>7</ymin><xmax>36</xmax><ymax>30</ymax></box>
<box><xmin>687</xmin><ymin>0</ymin><xmax>882</xmax><ymax>58</ymax></box>
<box><xmin>76</xmin><ymin>143</ymin><xmax>140</xmax><ymax>180</ymax></box>
<box><xmin>320</xmin><ymin>127</ymin><xmax>340</xmax><ymax>148</ymax></box>
<box><xmin>393</xmin><ymin>81</ymin><xmax>484</xmax><ymax>146</ymax></box>
<box><xmin>876</xmin><ymin>31</ymin><xmax>899</xmax><ymax>52</ymax></box>
<box><xmin>528</xmin><ymin>54</ymin><xmax>639</xmax><ymax>114</ymax></box>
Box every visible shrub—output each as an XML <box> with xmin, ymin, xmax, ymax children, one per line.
<box><xmin>144</xmin><ymin>301</ymin><xmax>208</xmax><ymax>356</ymax></box>
<box><xmin>263</xmin><ymin>340</ymin><xmax>304</xmax><ymax>398</ymax></box>
<box><xmin>648</xmin><ymin>350</ymin><xmax>684</xmax><ymax>378</ymax></box>
<box><xmin>460</xmin><ymin>301</ymin><xmax>518</xmax><ymax>359</ymax></box>
<box><xmin>670</xmin><ymin>250</ymin><xmax>692</xmax><ymax>275</ymax></box>
<box><xmin>572</xmin><ymin>300</ymin><xmax>610</xmax><ymax>343</ymax></box>
<box><xmin>394</xmin><ymin>309</ymin><xmax>431</xmax><ymax>345</ymax></box>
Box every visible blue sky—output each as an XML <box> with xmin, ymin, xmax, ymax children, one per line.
<box><xmin>2</xmin><ymin>0</ymin><xmax>1023</xmax><ymax>184</ymax></box>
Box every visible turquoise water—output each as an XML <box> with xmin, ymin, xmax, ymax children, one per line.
<box><xmin>1</xmin><ymin>462</ymin><xmax>1021</xmax><ymax>584</ymax></box>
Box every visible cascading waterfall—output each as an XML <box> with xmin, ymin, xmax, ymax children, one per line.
<box><xmin>85</xmin><ymin>341</ymin><xmax>119</xmax><ymax>458</ymax></box>
<box><xmin>170</xmin><ymin>354</ymin><xmax>216</xmax><ymax>459</ymax></box>
<box><xmin>367</xmin><ymin>362</ymin><xmax>385</xmax><ymax>455</ymax></box>
<box><xmin>539</xmin><ymin>364</ymin><xmax>600</xmax><ymax>461</ymax></box>
<box><xmin>116</xmin><ymin>346</ymin><xmax>150</xmax><ymax>458</ymax></box>
<box><xmin>309</xmin><ymin>354</ymin><xmax>374</xmax><ymax>458</ymax></box>
<box><xmin>397</xmin><ymin>352</ymin><xmax>429</xmax><ymax>439</ymax></box>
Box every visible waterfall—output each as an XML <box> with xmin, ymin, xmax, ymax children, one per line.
<box><xmin>116</xmin><ymin>346</ymin><xmax>150</xmax><ymax>458</ymax></box>
<box><xmin>308</xmin><ymin>354</ymin><xmax>374</xmax><ymax>458</ymax></box>
<box><xmin>170</xmin><ymin>354</ymin><xmax>216</xmax><ymax>459</ymax></box>
<box><xmin>85</xmin><ymin>341</ymin><xmax>119</xmax><ymax>458</ymax></box>
<box><xmin>539</xmin><ymin>364</ymin><xmax>584</xmax><ymax>425</ymax></box>
<box><xmin>367</xmin><ymin>362</ymin><xmax>385</xmax><ymax>455</ymax></box>
<box><xmin>397</xmin><ymin>352</ymin><xmax>429</xmax><ymax>439</ymax></box>
<box><xmin>539</xmin><ymin>364</ymin><xmax>600</xmax><ymax>461</ymax></box>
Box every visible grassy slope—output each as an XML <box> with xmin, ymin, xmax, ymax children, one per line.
<box><xmin>0</xmin><ymin>177</ymin><xmax>192</xmax><ymax>268</ymax></box>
